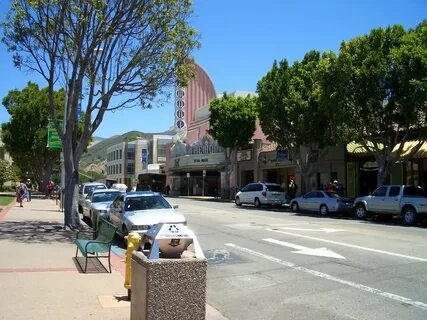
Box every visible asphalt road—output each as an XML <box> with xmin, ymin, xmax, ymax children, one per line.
<box><xmin>167</xmin><ymin>198</ymin><xmax>427</xmax><ymax>320</ymax></box>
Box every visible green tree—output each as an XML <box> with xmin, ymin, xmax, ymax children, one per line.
<box><xmin>0</xmin><ymin>160</ymin><xmax>19</xmax><ymax>190</ymax></box>
<box><xmin>335</xmin><ymin>21</ymin><xmax>427</xmax><ymax>186</ymax></box>
<box><xmin>208</xmin><ymin>93</ymin><xmax>258</xmax><ymax>198</ymax></box>
<box><xmin>1</xmin><ymin>82</ymin><xmax>64</xmax><ymax>190</ymax></box>
<box><xmin>257</xmin><ymin>51</ymin><xmax>337</xmax><ymax>193</ymax></box>
<box><xmin>2</xmin><ymin>0</ymin><xmax>199</xmax><ymax>229</ymax></box>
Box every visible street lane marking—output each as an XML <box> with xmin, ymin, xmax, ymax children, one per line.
<box><xmin>268</xmin><ymin>229</ymin><xmax>427</xmax><ymax>262</ymax></box>
<box><xmin>281</xmin><ymin>227</ymin><xmax>345</xmax><ymax>233</ymax></box>
<box><xmin>263</xmin><ymin>238</ymin><xmax>346</xmax><ymax>259</ymax></box>
<box><xmin>225</xmin><ymin>243</ymin><xmax>427</xmax><ymax>311</ymax></box>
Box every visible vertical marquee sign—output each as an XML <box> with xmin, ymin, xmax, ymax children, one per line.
<box><xmin>174</xmin><ymin>85</ymin><xmax>187</xmax><ymax>140</ymax></box>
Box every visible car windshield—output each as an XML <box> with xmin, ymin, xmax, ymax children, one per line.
<box><xmin>325</xmin><ymin>192</ymin><xmax>341</xmax><ymax>198</ymax></box>
<box><xmin>266</xmin><ymin>185</ymin><xmax>284</xmax><ymax>192</ymax></box>
<box><xmin>84</xmin><ymin>185</ymin><xmax>106</xmax><ymax>194</ymax></box>
<box><xmin>92</xmin><ymin>192</ymin><xmax>121</xmax><ymax>203</ymax></box>
<box><xmin>125</xmin><ymin>195</ymin><xmax>172</xmax><ymax>211</ymax></box>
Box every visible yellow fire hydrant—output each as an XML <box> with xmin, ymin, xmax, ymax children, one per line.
<box><xmin>124</xmin><ymin>232</ymin><xmax>142</xmax><ymax>300</ymax></box>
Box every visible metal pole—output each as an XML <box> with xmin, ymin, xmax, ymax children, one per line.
<box><xmin>187</xmin><ymin>178</ymin><xmax>190</xmax><ymax>197</ymax></box>
<box><xmin>202</xmin><ymin>175</ymin><xmax>205</xmax><ymax>197</ymax></box>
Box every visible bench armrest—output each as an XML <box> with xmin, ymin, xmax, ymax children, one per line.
<box><xmin>84</xmin><ymin>240</ymin><xmax>111</xmax><ymax>252</ymax></box>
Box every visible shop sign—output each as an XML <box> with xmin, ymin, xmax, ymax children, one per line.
<box><xmin>276</xmin><ymin>150</ymin><xmax>289</xmax><ymax>161</ymax></box>
<box><xmin>237</xmin><ymin>150</ymin><xmax>252</xmax><ymax>161</ymax></box>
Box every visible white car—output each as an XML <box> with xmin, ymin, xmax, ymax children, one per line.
<box><xmin>112</xmin><ymin>183</ymin><xmax>128</xmax><ymax>192</ymax></box>
<box><xmin>235</xmin><ymin>182</ymin><xmax>286</xmax><ymax>207</ymax></box>
<box><xmin>78</xmin><ymin>182</ymin><xmax>107</xmax><ymax>213</ymax></box>
<box><xmin>108</xmin><ymin>191</ymin><xmax>186</xmax><ymax>238</ymax></box>
<box><xmin>81</xmin><ymin>188</ymin><xmax>123</xmax><ymax>228</ymax></box>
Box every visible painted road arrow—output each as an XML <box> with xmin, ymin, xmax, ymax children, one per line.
<box><xmin>276</xmin><ymin>227</ymin><xmax>345</xmax><ymax>233</ymax></box>
<box><xmin>263</xmin><ymin>238</ymin><xmax>346</xmax><ymax>259</ymax></box>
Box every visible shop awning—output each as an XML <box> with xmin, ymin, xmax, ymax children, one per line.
<box><xmin>347</xmin><ymin>140</ymin><xmax>427</xmax><ymax>158</ymax></box>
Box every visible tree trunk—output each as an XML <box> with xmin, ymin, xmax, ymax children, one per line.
<box><xmin>63</xmin><ymin>138</ymin><xmax>81</xmax><ymax>230</ymax></box>
<box><xmin>222</xmin><ymin>148</ymin><xmax>237</xmax><ymax>199</ymax></box>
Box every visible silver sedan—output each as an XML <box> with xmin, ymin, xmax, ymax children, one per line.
<box><xmin>290</xmin><ymin>190</ymin><xmax>354</xmax><ymax>215</ymax></box>
<box><xmin>108</xmin><ymin>191</ymin><xmax>186</xmax><ymax>238</ymax></box>
<box><xmin>82</xmin><ymin>189</ymin><xmax>122</xmax><ymax>227</ymax></box>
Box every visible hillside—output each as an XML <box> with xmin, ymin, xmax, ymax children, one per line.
<box><xmin>79</xmin><ymin>130</ymin><xmax>174</xmax><ymax>173</ymax></box>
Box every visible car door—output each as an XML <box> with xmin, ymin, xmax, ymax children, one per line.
<box><xmin>314</xmin><ymin>191</ymin><xmax>326</xmax><ymax>211</ymax></box>
<box><xmin>239</xmin><ymin>184</ymin><xmax>251</xmax><ymax>204</ymax></box>
<box><xmin>300</xmin><ymin>192</ymin><xmax>317</xmax><ymax>211</ymax></box>
<box><xmin>384</xmin><ymin>186</ymin><xmax>401</xmax><ymax>213</ymax></box>
<box><xmin>250</xmin><ymin>183</ymin><xmax>263</xmax><ymax>204</ymax></box>
<box><xmin>109</xmin><ymin>195</ymin><xmax>124</xmax><ymax>227</ymax></box>
<box><xmin>369</xmin><ymin>186</ymin><xmax>388</xmax><ymax>212</ymax></box>
<box><xmin>81</xmin><ymin>191</ymin><xmax>91</xmax><ymax>217</ymax></box>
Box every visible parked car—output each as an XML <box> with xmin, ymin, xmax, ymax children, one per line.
<box><xmin>290</xmin><ymin>190</ymin><xmax>354</xmax><ymax>215</ymax></box>
<box><xmin>81</xmin><ymin>188</ymin><xmax>123</xmax><ymax>228</ymax></box>
<box><xmin>235</xmin><ymin>182</ymin><xmax>286</xmax><ymax>208</ymax></box>
<box><xmin>78</xmin><ymin>182</ymin><xmax>107</xmax><ymax>213</ymax></box>
<box><xmin>108</xmin><ymin>191</ymin><xmax>186</xmax><ymax>238</ymax></box>
<box><xmin>353</xmin><ymin>185</ymin><xmax>427</xmax><ymax>225</ymax></box>
<box><xmin>111</xmin><ymin>183</ymin><xmax>128</xmax><ymax>192</ymax></box>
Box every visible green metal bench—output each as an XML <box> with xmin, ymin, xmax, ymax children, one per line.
<box><xmin>74</xmin><ymin>219</ymin><xmax>117</xmax><ymax>273</ymax></box>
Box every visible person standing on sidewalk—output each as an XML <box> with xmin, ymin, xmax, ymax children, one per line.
<box><xmin>16</xmin><ymin>180</ymin><xmax>28</xmax><ymax>207</ymax></box>
<box><xmin>26</xmin><ymin>179</ymin><xmax>33</xmax><ymax>202</ymax></box>
<box><xmin>47</xmin><ymin>180</ymin><xmax>54</xmax><ymax>199</ymax></box>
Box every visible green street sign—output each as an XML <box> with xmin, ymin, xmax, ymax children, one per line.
<box><xmin>47</xmin><ymin>119</ymin><xmax>63</xmax><ymax>149</ymax></box>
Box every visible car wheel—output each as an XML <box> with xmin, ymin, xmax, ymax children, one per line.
<box><xmin>291</xmin><ymin>202</ymin><xmax>299</xmax><ymax>213</ymax></box>
<box><xmin>320</xmin><ymin>205</ymin><xmax>328</xmax><ymax>216</ymax></box>
<box><xmin>235</xmin><ymin>196</ymin><xmax>242</xmax><ymax>206</ymax></box>
<box><xmin>254</xmin><ymin>198</ymin><xmax>261</xmax><ymax>208</ymax></box>
<box><xmin>402</xmin><ymin>206</ymin><xmax>417</xmax><ymax>226</ymax></box>
<box><xmin>355</xmin><ymin>204</ymin><xmax>367</xmax><ymax>220</ymax></box>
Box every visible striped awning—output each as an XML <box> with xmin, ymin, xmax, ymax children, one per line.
<box><xmin>347</xmin><ymin>140</ymin><xmax>427</xmax><ymax>159</ymax></box>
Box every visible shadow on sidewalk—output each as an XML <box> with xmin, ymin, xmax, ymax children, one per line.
<box><xmin>0</xmin><ymin>220</ymin><xmax>77</xmax><ymax>243</ymax></box>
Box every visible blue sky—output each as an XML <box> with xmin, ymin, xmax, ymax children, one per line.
<box><xmin>0</xmin><ymin>0</ymin><xmax>426</xmax><ymax>138</ymax></box>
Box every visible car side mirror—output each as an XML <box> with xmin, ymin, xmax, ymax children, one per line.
<box><xmin>173</xmin><ymin>205</ymin><xmax>179</xmax><ymax>209</ymax></box>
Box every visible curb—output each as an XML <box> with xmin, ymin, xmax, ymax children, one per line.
<box><xmin>0</xmin><ymin>198</ymin><xmax>16</xmax><ymax>221</ymax></box>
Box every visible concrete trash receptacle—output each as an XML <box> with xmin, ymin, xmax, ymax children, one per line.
<box><xmin>130</xmin><ymin>223</ymin><xmax>207</xmax><ymax>320</ymax></box>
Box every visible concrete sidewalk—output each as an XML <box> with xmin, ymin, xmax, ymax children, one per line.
<box><xmin>0</xmin><ymin>198</ymin><xmax>227</xmax><ymax>320</ymax></box>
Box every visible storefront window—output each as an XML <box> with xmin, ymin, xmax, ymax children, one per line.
<box><xmin>406</xmin><ymin>161</ymin><xmax>419</xmax><ymax>186</ymax></box>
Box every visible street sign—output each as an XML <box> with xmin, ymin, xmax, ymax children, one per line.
<box><xmin>47</xmin><ymin>119</ymin><xmax>63</xmax><ymax>149</ymax></box>
<box><xmin>202</xmin><ymin>170</ymin><xmax>206</xmax><ymax>177</ymax></box>
<box><xmin>186</xmin><ymin>172</ymin><xmax>190</xmax><ymax>178</ymax></box>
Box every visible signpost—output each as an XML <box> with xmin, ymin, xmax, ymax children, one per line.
<box><xmin>202</xmin><ymin>170</ymin><xmax>206</xmax><ymax>197</ymax></box>
<box><xmin>186</xmin><ymin>172</ymin><xmax>190</xmax><ymax>196</ymax></box>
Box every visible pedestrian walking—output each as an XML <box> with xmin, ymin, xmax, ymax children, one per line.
<box><xmin>164</xmin><ymin>184</ymin><xmax>170</xmax><ymax>195</ymax></box>
<box><xmin>47</xmin><ymin>180</ymin><xmax>55</xmax><ymax>199</ymax></box>
<box><xmin>16</xmin><ymin>180</ymin><xmax>28</xmax><ymax>207</ymax></box>
<box><xmin>287</xmin><ymin>179</ymin><xmax>298</xmax><ymax>202</ymax></box>
<box><xmin>26</xmin><ymin>179</ymin><xmax>32</xmax><ymax>202</ymax></box>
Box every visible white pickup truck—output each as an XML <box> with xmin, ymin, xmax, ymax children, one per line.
<box><xmin>353</xmin><ymin>185</ymin><xmax>427</xmax><ymax>225</ymax></box>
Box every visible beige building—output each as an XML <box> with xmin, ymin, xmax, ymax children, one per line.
<box><xmin>106</xmin><ymin>135</ymin><xmax>173</xmax><ymax>189</ymax></box>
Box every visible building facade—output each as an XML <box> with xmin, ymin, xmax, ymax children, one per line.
<box><xmin>106</xmin><ymin>135</ymin><xmax>173</xmax><ymax>189</ymax></box>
